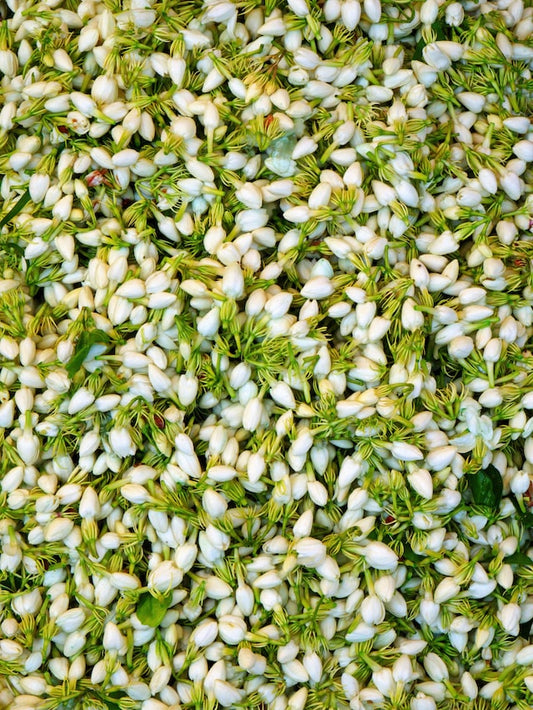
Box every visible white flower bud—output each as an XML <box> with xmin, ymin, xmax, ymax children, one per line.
<box><xmin>362</xmin><ymin>541</ymin><xmax>398</xmax><ymax>570</ymax></box>
<box><xmin>91</xmin><ymin>75</ymin><xmax>118</xmax><ymax>104</ymax></box>
<box><xmin>287</xmin><ymin>0</ymin><xmax>309</xmax><ymax>15</ymax></box>
<box><xmin>67</xmin><ymin>387</ymin><xmax>95</xmax><ymax>415</ymax></box>
<box><xmin>110</xmin><ymin>572</ymin><xmax>141</xmax><ymax>590</ymax></box>
<box><xmin>202</xmin><ymin>489</ymin><xmax>227</xmax><ymax>519</ymax></box>
<box><xmin>218</xmin><ymin>615</ymin><xmax>247</xmax><ymax>645</ymax></box>
<box><xmin>234</xmin><ymin>583</ymin><xmax>254</xmax><ymax>617</ymax></box>
<box><xmin>236</xmin><ymin>182</ymin><xmax>263</xmax><ymax>209</ymax></box>
<box><xmin>0</xmin><ymin>50</ymin><xmax>18</xmax><ymax>76</ymax></box>
<box><xmin>301</xmin><ymin>276</ymin><xmax>334</xmax><ymax>299</ymax></box>
<box><xmin>242</xmin><ymin>397</ymin><xmax>263</xmax><ymax>432</ymax></box>
<box><xmin>498</xmin><ymin>603</ymin><xmax>521</xmax><ymax>636</ymax></box>
<box><xmin>361</xmin><ymin>594</ymin><xmax>385</xmax><ymax>625</ymax></box>
<box><xmin>79</xmin><ymin>487</ymin><xmax>100</xmax><ymax>519</ymax></box>
<box><xmin>448</xmin><ymin>336</ymin><xmax>474</xmax><ymax>359</ymax></box>
<box><xmin>0</xmin><ymin>399</ymin><xmax>14</xmax><ymax>428</ymax></box>
<box><xmin>121</xmin><ymin>484</ymin><xmax>150</xmax><ymax>504</ymax></box>
<box><xmin>191</xmin><ymin>619</ymin><xmax>218</xmax><ymax>647</ymax></box>
<box><xmin>109</xmin><ymin>428</ymin><xmax>136</xmax><ymax>458</ymax></box>
<box><xmin>107</xmin><ymin>295</ymin><xmax>132</xmax><ymax>325</ymax></box>
<box><xmin>434</xmin><ymin>578</ymin><xmax>460</xmax><ymax>604</ymax></box>
<box><xmin>308</xmin><ymin>183</ymin><xmax>332</xmax><ymax>209</ymax></box>
<box><xmin>214</xmin><ymin>679</ymin><xmax>243</xmax><ymax>708</ymax></box>
<box><xmin>178</xmin><ymin>373</ymin><xmax>198</xmax><ymax>406</ymax></box>
<box><xmin>423</xmin><ymin>653</ymin><xmax>449</xmax><ymax>682</ymax></box>
<box><xmin>308</xmin><ymin>480</ymin><xmax>328</xmax><ymax>506</ymax></box>
<box><xmin>510</xmin><ymin>470</ymin><xmax>530</xmax><ymax>495</ymax></box>
<box><xmin>148</xmin><ymin>561</ymin><xmax>182</xmax><ymax>591</ymax></box>
<box><xmin>294</xmin><ymin>537</ymin><xmax>327</xmax><ymax>567</ymax></box>
<box><xmin>51</xmin><ymin>195</ymin><xmax>73</xmax><ymax>222</ymax></box>
<box><xmin>513</xmin><ymin>140</ymin><xmax>533</xmax><ymax>162</ymax></box>
<box><xmin>12</xmin><ymin>590</ymin><xmax>42</xmax><ymax>617</ymax></box>
<box><xmin>425</xmin><ymin>446</ymin><xmax>456</xmax><ymax>471</ymax></box>
<box><xmin>503</xmin><ymin>116</ymin><xmax>530</xmax><ymax>134</ymax></box>
<box><xmin>17</xmin><ymin>431</ymin><xmax>40</xmax><ymax>465</ymax></box>
<box><xmin>460</xmin><ymin>671</ymin><xmax>478</xmax><ymax>699</ymax></box>
<box><xmin>173</xmin><ymin>542</ymin><xmax>196</xmax><ymax>573</ymax></box>
<box><xmin>150</xmin><ymin>665</ymin><xmax>172</xmax><ymax>695</ymax></box>
<box><xmin>56</xmin><ymin>608</ymin><xmax>86</xmax><ymax>633</ymax></box>
<box><xmin>500</xmin><ymin>171</ymin><xmax>522</xmax><ymax>200</ymax></box>
<box><xmin>284</xmin><ymin>205</ymin><xmax>312</xmax><ymax>224</ymax></box>
<box><xmin>49</xmin><ymin>657</ymin><xmax>69</xmax><ymax>680</ymax></box>
<box><xmin>411</xmin><ymin>694</ymin><xmax>437</xmax><ymax>710</ymax></box>
<box><xmin>517</xmin><ymin>645</ymin><xmax>533</xmax><ymax>665</ymax></box>
<box><xmin>407</xmin><ymin>469</ymin><xmax>433</xmax><ymax>499</ymax></box>
<box><xmin>103</xmin><ymin>622</ymin><xmax>127</xmax><ymax>654</ymax></box>
<box><xmin>391</xmin><ymin>441</ymin><xmax>423</xmax><ymax>462</ymax></box>
<box><xmin>221</xmin><ymin>263</ymin><xmax>245</xmax><ymax>299</ymax></box>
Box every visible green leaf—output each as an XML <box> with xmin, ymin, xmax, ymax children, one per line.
<box><xmin>520</xmin><ymin>619</ymin><xmax>533</xmax><ymax>640</ymax></box>
<box><xmin>136</xmin><ymin>591</ymin><xmax>173</xmax><ymax>627</ymax></box>
<box><xmin>508</xmin><ymin>494</ymin><xmax>533</xmax><ymax>525</ymax></box>
<box><xmin>0</xmin><ymin>189</ymin><xmax>32</xmax><ymax>230</ymax></box>
<box><xmin>468</xmin><ymin>464</ymin><xmax>503</xmax><ymax>511</ymax></box>
<box><xmin>521</xmin><ymin>512</ymin><xmax>533</xmax><ymax>527</ymax></box>
<box><xmin>66</xmin><ymin>329</ymin><xmax>112</xmax><ymax>378</ymax></box>
<box><xmin>505</xmin><ymin>551</ymin><xmax>533</xmax><ymax>566</ymax></box>
<box><xmin>402</xmin><ymin>547</ymin><xmax>425</xmax><ymax>564</ymax></box>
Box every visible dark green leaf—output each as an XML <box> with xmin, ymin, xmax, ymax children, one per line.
<box><xmin>136</xmin><ymin>591</ymin><xmax>173</xmax><ymax>627</ymax></box>
<box><xmin>505</xmin><ymin>551</ymin><xmax>533</xmax><ymax>566</ymax></box>
<box><xmin>0</xmin><ymin>189</ymin><xmax>32</xmax><ymax>230</ymax></box>
<box><xmin>66</xmin><ymin>329</ymin><xmax>112</xmax><ymax>378</ymax></box>
<box><xmin>3</xmin><ymin>242</ymin><xmax>24</xmax><ymax>255</ymax></box>
<box><xmin>402</xmin><ymin>547</ymin><xmax>425</xmax><ymax>564</ymax></box>
<box><xmin>508</xmin><ymin>494</ymin><xmax>533</xmax><ymax>525</ymax></box>
<box><xmin>521</xmin><ymin>512</ymin><xmax>533</xmax><ymax>527</ymax></box>
<box><xmin>412</xmin><ymin>40</ymin><xmax>424</xmax><ymax>62</ymax></box>
<box><xmin>519</xmin><ymin>619</ymin><xmax>533</xmax><ymax>640</ymax></box>
<box><xmin>468</xmin><ymin>464</ymin><xmax>503</xmax><ymax>511</ymax></box>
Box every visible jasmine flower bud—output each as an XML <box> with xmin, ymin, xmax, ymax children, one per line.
<box><xmin>423</xmin><ymin>653</ymin><xmax>449</xmax><ymax>682</ymax></box>
<box><xmin>191</xmin><ymin>619</ymin><xmax>218</xmax><ymax>648</ymax></box>
<box><xmin>498</xmin><ymin>602</ymin><xmax>521</xmax><ymax>636</ymax></box>
<box><xmin>408</xmin><ymin>469</ymin><xmax>433</xmax><ymax>499</ymax></box>
<box><xmin>236</xmin><ymin>182</ymin><xmax>263</xmax><ymax>209</ymax></box>
<box><xmin>109</xmin><ymin>428</ymin><xmax>136</xmax><ymax>458</ymax></box>
<box><xmin>301</xmin><ymin>276</ymin><xmax>334</xmax><ymax>299</ymax></box>
<box><xmin>362</xmin><ymin>542</ymin><xmax>398</xmax><ymax>571</ymax></box>
<box><xmin>148</xmin><ymin>561</ymin><xmax>183</xmax><ymax>591</ymax></box>
<box><xmin>103</xmin><ymin>622</ymin><xmax>128</xmax><ymax>654</ymax></box>
<box><xmin>91</xmin><ymin>75</ymin><xmax>118</xmax><ymax>104</ymax></box>
<box><xmin>433</xmin><ymin>578</ymin><xmax>460</xmax><ymax>604</ymax></box>
<box><xmin>16</xmin><ymin>430</ymin><xmax>40</xmax><ymax>465</ymax></box>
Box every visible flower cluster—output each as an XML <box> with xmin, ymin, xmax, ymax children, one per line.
<box><xmin>0</xmin><ymin>0</ymin><xmax>532</xmax><ymax>709</ymax></box>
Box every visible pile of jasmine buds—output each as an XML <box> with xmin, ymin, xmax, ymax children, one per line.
<box><xmin>0</xmin><ymin>0</ymin><xmax>532</xmax><ymax>708</ymax></box>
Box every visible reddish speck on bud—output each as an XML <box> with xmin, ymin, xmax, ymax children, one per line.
<box><xmin>524</xmin><ymin>481</ymin><xmax>533</xmax><ymax>508</ymax></box>
<box><xmin>86</xmin><ymin>170</ymin><xmax>108</xmax><ymax>187</ymax></box>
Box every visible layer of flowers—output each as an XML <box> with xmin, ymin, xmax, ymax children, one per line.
<box><xmin>0</xmin><ymin>1</ymin><xmax>532</xmax><ymax>709</ymax></box>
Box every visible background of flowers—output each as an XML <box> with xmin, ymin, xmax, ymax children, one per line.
<box><xmin>0</xmin><ymin>0</ymin><xmax>532</xmax><ymax>708</ymax></box>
